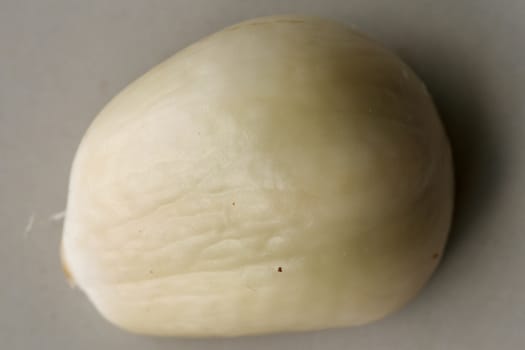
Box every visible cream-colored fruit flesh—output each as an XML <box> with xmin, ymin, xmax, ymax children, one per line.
<box><xmin>62</xmin><ymin>16</ymin><xmax>453</xmax><ymax>337</ymax></box>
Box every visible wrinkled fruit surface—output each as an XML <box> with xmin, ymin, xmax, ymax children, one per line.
<box><xmin>62</xmin><ymin>15</ymin><xmax>454</xmax><ymax>337</ymax></box>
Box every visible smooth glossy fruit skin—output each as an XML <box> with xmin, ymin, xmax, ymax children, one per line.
<box><xmin>62</xmin><ymin>15</ymin><xmax>454</xmax><ymax>337</ymax></box>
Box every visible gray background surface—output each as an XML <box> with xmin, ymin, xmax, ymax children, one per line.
<box><xmin>1</xmin><ymin>1</ymin><xmax>524</xmax><ymax>349</ymax></box>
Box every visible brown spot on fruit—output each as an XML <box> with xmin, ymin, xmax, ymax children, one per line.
<box><xmin>277</xmin><ymin>267</ymin><xmax>283</xmax><ymax>272</ymax></box>
<box><xmin>60</xmin><ymin>242</ymin><xmax>76</xmax><ymax>287</ymax></box>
